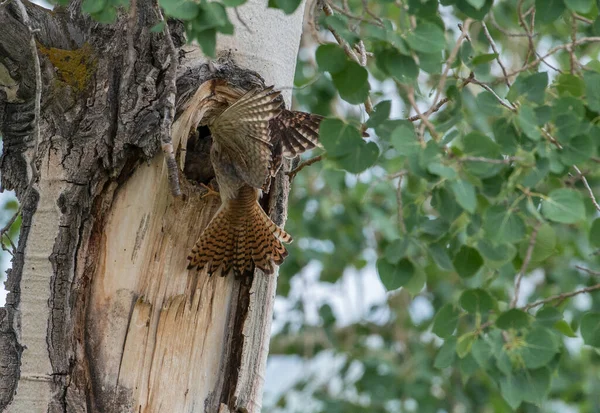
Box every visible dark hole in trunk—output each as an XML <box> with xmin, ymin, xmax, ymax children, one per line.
<box><xmin>183</xmin><ymin>125</ymin><xmax>215</xmax><ymax>185</ymax></box>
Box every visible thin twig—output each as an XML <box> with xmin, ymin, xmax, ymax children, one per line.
<box><xmin>406</xmin><ymin>86</ymin><xmax>435</xmax><ymax>142</ymax></box>
<box><xmin>541</xmin><ymin>127</ymin><xmax>563</xmax><ymax>149</ymax></box>
<box><xmin>575</xmin><ymin>265</ymin><xmax>600</xmax><ymax>277</ymax></box>
<box><xmin>287</xmin><ymin>155</ymin><xmax>323</xmax><ymax>181</ymax></box>
<box><xmin>522</xmin><ymin>283</ymin><xmax>600</xmax><ymax>311</ymax></box>
<box><xmin>357</xmin><ymin>40</ymin><xmax>367</xmax><ymax>66</ymax></box>
<box><xmin>321</xmin><ymin>1</ymin><xmax>373</xmax><ymax>113</ymax></box>
<box><xmin>459</xmin><ymin>156</ymin><xmax>522</xmax><ymax>164</ymax></box>
<box><xmin>481</xmin><ymin>21</ymin><xmax>511</xmax><ymax>87</ymax></box>
<box><xmin>512</xmin><ymin>222</ymin><xmax>541</xmax><ymax>308</ymax></box>
<box><xmin>396</xmin><ymin>175</ymin><xmax>406</xmax><ymax>234</ymax></box>
<box><xmin>361</xmin><ymin>0</ymin><xmax>383</xmax><ymax>25</ymax></box>
<box><xmin>0</xmin><ymin>206</ymin><xmax>21</xmax><ymax>255</ymax></box>
<box><xmin>407</xmin><ymin>98</ymin><xmax>449</xmax><ymax>122</ymax></box>
<box><xmin>462</xmin><ymin>74</ymin><xmax>517</xmax><ymax>111</ymax></box>
<box><xmin>489</xmin><ymin>11</ymin><xmax>533</xmax><ymax>37</ymax></box>
<box><xmin>573</xmin><ymin>13</ymin><xmax>593</xmax><ymax>24</ymax></box>
<box><xmin>328</xmin><ymin>2</ymin><xmax>383</xmax><ymax>27</ymax></box>
<box><xmin>573</xmin><ymin>165</ymin><xmax>600</xmax><ymax>212</ymax></box>
<box><xmin>426</xmin><ymin>20</ymin><xmax>473</xmax><ymax>119</ymax></box>
<box><xmin>570</xmin><ymin>14</ymin><xmax>578</xmax><ymax>74</ymax></box>
<box><xmin>498</xmin><ymin>37</ymin><xmax>600</xmax><ymax>81</ymax></box>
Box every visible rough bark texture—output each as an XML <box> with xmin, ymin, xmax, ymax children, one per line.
<box><xmin>0</xmin><ymin>0</ymin><xmax>306</xmax><ymax>411</ymax></box>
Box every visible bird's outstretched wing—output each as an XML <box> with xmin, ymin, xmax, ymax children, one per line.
<box><xmin>211</xmin><ymin>86</ymin><xmax>282</xmax><ymax>188</ymax></box>
<box><xmin>269</xmin><ymin>111</ymin><xmax>323</xmax><ymax>158</ymax></box>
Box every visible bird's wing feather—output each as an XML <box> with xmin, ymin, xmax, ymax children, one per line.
<box><xmin>269</xmin><ymin>111</ymin><xmax>323</xmax><ymax>158</ymax></box>
<box><xmin>211</xmin><ymin>87</ymin><xmax>282</xmax><ymax>188</ymax></box>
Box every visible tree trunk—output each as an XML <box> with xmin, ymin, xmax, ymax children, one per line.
<box><xmin>0</xmin><ymin>1</ymin><xmax>306</xmax><ymax>411</ymax></box>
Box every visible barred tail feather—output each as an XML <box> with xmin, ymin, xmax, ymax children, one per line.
<box><xmin>187</xmin><ymin>188</ymin><xmax>292</xmax><ymax>277</ymax></box>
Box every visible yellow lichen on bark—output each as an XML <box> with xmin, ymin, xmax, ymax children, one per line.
<box><xmin>37</xmin><ymin>43</ymin><xmax>96</xmax><ymax>92</ymax></box>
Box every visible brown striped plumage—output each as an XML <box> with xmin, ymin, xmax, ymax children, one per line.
<box><xmin>187</xmin><ymin>186</ymin><xmax>291</xmax><ymax>277</ymax></box>
<box><xmin>269</xmin><ymin>111</ymin><xmax>323</xmax><ymax>159</ymax></box>
<box><xmin>187</xmin><ymin>84</ymin><xmax>322</xmax><ymax>278</ymax></box>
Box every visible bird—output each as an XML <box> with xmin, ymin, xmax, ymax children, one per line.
<box><xmin>187</xmin><ymin>85</ymin><xmax>322</xmax><ymax>278</ymax></box>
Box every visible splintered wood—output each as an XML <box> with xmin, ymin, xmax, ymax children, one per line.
<box><xmin>83</xmin><ymin>81</ymin><xmax>254</xmax><ymax>412</ymax></box>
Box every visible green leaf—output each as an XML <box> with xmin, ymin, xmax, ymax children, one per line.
<box><xmin>427</xmin><ymin>162</ymin><xmax>457</xmax><ymax>179</ymax></box>
<box><xmin>471</xmin><ymin>53</ymin><xmax>498</xmax><ymax>65</ymax></box>
<box><xmin>499</xmin><ymin>367</ymin><xmax>551</xmax><ymax>409</ymax></box>
<box><xmin>269</xmin><ymin>0</ymin><xmax>302</xmax><ymax>14</ymax></box>
<box><xmin>536</xmin><ymin>0</ymin><xmax>566</xmax><ymax>24</ymax></box>
<box><xmin>384</xmin><ymin>238</ymin><xmax>409</xmax><ymax>264</ymax></box>
<box><xmin>542</xmin><ymin>188</ymin><xmax>586</xmax><ymax>224</ymax></box>
<box><xmin>450</xmin><ymin>180</ymin><xmax>477</xmax><ymax>213</ymax></box>
<box><xmin>455</xmin><ymin>0</ymin><xmax>493</xmax><ymax>19</ymax></box>
<box><xmin>434</xmin><ymin>337</ymin><xmax>457</xmax><ymax>368</ymax></box>
<box><xmin>82</xmin><ymin>0</ymin><xmax>107</xmax><ymax>14</ymax></box>
<box><xmin>561</xmin><ymin>134</ymin><xmax>595</xmax><ymax>165</ymax></box>
<box><xmin>521</xmin><ymin>223</ymin><xmax>557</xmax><ymax>263</ymax></box>
<box><xmin>432</xmin><ymin>304</ymin><xmax>461</xmax><ymax>338</ymax></box>
<box><xmin>493</xmin><ymin>118</ymin><xmax>520</xmax><ymax>154</ymax></box>
<box><xmin>453</xmin><ymin>246</ymin><xmax>484</xmax><ymax>278</ymax></box>
<box><xmin>222</xmin><ymin>0</ymin><xmax>246</xmax><ymax>5</ymax></box>
<box><xmin>483</xmin><ymin>206</ymin><xmax>525</xmax><ymax>244</ymax></box>
<box><xmin>366</xmin><ymin>100</ymin><xmax>391</xmax><ymax>128</ymax></box>
<box><xmin>92</xmin><ymin>6</ymin><xmax>116</xmax><ymax>23</ymax></box>
<box><xmin>191</xmin><ymin>28</ymin><xmax>216</xmax><ymax>56</ymax></box>
<box><xmin>416</xmin><ymin>51</ymin><xmax>442</xmax><ymax>74</ymax></box>
<box><xmin>584</xmin><ymin>71</ymin><xmax>600</xmax><ymax>112</ymax></box>
<box><xmin>332</xmin><ymin>62</ymin><xmax>370</xmax><ymax>104</ymax></box>
<box><xmin>520</xmin><ymin>327</ymin><xmax>560</xmax><ymax>369</ymax></box>
<box><xmin>160</xmin><ymin>0</ymin><xmax>200</xmax><ymax>19</ymax></box>
<box><xmin>581</xmin><ymin>312</ymin><xmax>600</xmax><ymax>347</ymax></box>
<box><xmin>459</xmin><ymin>288</ymin><xmax>496</xmax><ymax>314</ymax></box>
<box><xmin>554</xmin><ymin>320</ymin><xmax>577</xmax><ymax>337</ymax></box>
<box><xmin>405</xmin><ymin>22</ymin><xmax>446</xmax><ymax>53</ymax></box>
<box><xmin>316</xmin><ymin>44</ymin><xmax>348</xmax><ymax>74</ymax></box>
<box><xmin>517</xmin><ymin>105</ymin><xmax>541</xmax><ymax>141</ymax></box>
<box><xmin>496</xmin><ymin>309</ymin><xmax>532</xmax><ymax>330</ymax></box>
<box><xmin>508</xmin><ymin>72</ymin><xmax>548</xmax><ymax>104</ymax></box>
<box><xmin>382</xmin><ymin>50</ymin><xmax>419</xmax><ymax>83</ymax></box>
<box><xmin>335</xmin><ymin>141</ymin><xmax>380</xmax><ymax>173</ymax></box>
<box><xmin>465</xmin><ymin>0</ymin><xmax>486</xmax><ymax>8</ymax></box>
<box><xmin>564</xmin><ymin>0</ymin><xmax>594</xmax><ymax>14</ymax></box>
<box><xmin>319</xmin><ymin>118</ymin><xmax>362</xmax><ymax>157</ymax></box>
<box><xmin>376</xmin><ymin>258</ymin><xmax>415</xmax><ymax>291</ymax></box>
<box><xmin>456</xmin><ymin>333</ymin><xmax>476</xmax><ymax>358</ymax></box>
<box><xmin>477</xmin><ymin>239</ymin><xmax>517</xmax><ymax>265</ymax></box>
<box><xmin>535</xmin><ymin>307</ymin><xmax>563</xmax><ymax>326</ymax></box>
<box><xmin>391</xmin><ymin>121</ymin><xmax>419</xmax><ymax>156</ymax></box>
<box><xmin>428</xmin><ymin>243</ymin><xmax>455</xmax><ymax>271</ymax></box>
<box><xmin>471</xmin><ymin>338</ymin><xmax>492</xmax><ymax>368</ymax></box>
<box><xmin>404</xmin><ymin>268</ymin><xmax>426</xmax><ymax>295</ymax></box>
<box><xmin>320</xmin><ymin>119</ymin><xmax>379</xmax><ymax>173</ymax></box>
<box><xmin>590</xmin><ymin>218</ymin><xmax>600</xmax><ymax>248</ymax></box>
<box><xmin>475</xmin><ymin>91</ymin><xmax>503</xmax><ymax>117</ymax></box>
<box><xmin>556</xmin><ymin>73</ymin><xmax>584</xmax><ymax>97</ymax></box>
<box><xmin>150</xmin><ymin>21</ymin><xmax>166</xmax><ymax>33</ymax></box>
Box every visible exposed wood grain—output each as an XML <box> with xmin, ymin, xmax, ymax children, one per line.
<box><xmin>0</xmin><ymin>0</ymin><xmax>308</xmax><ymax>411</ymax></box>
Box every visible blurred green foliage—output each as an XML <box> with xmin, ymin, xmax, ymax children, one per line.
<box><xmin>271</xmin><ymin>0</ymin><xmax>600</xmax><ymax>412</ymax></box>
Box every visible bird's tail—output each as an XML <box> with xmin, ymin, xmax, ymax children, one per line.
<box><xmin>187</xmin><ymin>186</ymin><xmax>292</xmax><ymax>278</ymax></box>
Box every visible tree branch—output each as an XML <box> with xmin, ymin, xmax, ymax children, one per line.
<box><xmin>512</xmin><ymin>222</ymin><xmax>541</xmax><ymax>308</ymax></box>
<box><xmin>523</xmin><ymin>283</ymin><xmax>600</xmax><ymax>311</ymax></box>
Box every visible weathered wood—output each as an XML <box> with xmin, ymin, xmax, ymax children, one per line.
<box><xmin>0</xmin><ymin>0</ymin><xmax>307</xmax><ymax>411</ymax></box>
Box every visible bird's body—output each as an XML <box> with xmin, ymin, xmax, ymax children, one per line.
<box><xmin>187</xmin><ymin>85</ymin><xmax>322</xmax><ymax>278</ymax></box>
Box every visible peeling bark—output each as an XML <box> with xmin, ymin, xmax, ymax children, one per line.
<box><xmin>0</xmin><ymin>0</ymin><xmax>306</xmax><ymax>411</ymax></box>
